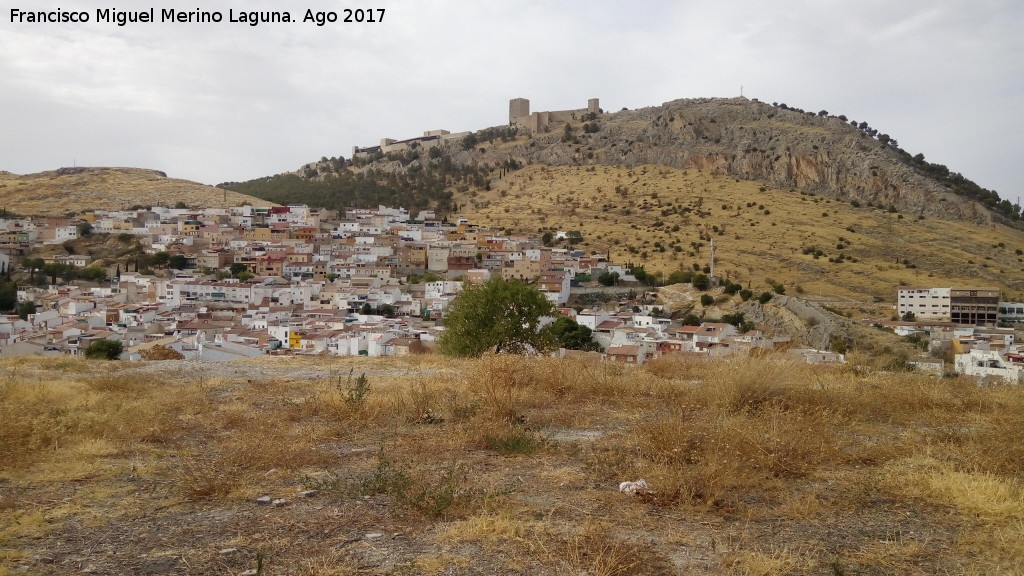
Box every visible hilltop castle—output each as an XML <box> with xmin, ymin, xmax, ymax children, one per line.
<box><xmin>509</xmin><ymin>97</ymin><xmax>600</xmax><ymax>134</ymax></box>
<box><xmin>351</xmin><ymin>97</ymin><xmax>602</xmax><ymax>159</ymax></box>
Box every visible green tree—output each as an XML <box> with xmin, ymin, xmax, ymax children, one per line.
<box><xmin>168</xmin><ymin>255</ymin><xmax>188</xmax><ymax>269</ymax></box>
<box><xmin>758</xmin><ymin>291</ymin><xmax>774</xmax><ymax>304</ymax></box>
<box><xmin>562</xmin><ymin>123</ymin><xmax>574</xmax><ymax>143</ymax></box>
<box><xmin>84</xmin><ymin>339</ymin><xmax>123</xmax><ymax>360</ymax></box>
<box><xmin>691</xmin><ymin>273</ymin><xmax>710</xmax><ymax>290</ymax></box>
<box><xmin>721</xmin><ymin>312</ymin><xmax>754</xmax><ymax>332</ymax></box>
<box><xmin>700</xmin><ymin>294</ymin><xmax>714</xmax><ymax>306</ymax></box>
<box><xmin>77</xmin><ymin>222</ymin><xmax>94</xmax><ymax>237</ymax></box>
<box><xmin>0</xmin><ymin>280</ymin><xmax>17</xmax><ymax>312</ymax></box>
<box><xmin>17</xmin><ymin>300</ymin><xmax>37</xmax><ymax>320</ymax></box>
<box><xmin>667</xmin><ymin>270</ymin><xmax>693</xmax><ymax>285</ymax></box>
<box><xmin>546</xmin><ymin>317</ymin><xmax>600</xmax><ymax>351</ymax></box>
<box><xmin>597</xmin><ymin>271</ymin><xmax>619</xmax><ymax>286</ymax></box>
<box><xmin>438</xmin><ymin>277</ymin><xmax>555</xmax><ymax>357</ymax></box>
<box><xmin>76</xmin><ymin>267</ymin><xmax>107</xmax><ymax>282</ymax></box>
<box><xmin>147</xmin><ymin>252</ymin><xmax>170</xmax><ymax>267</ymax></box>
<box><xmin>229</xmin><ymin>262</ymin><xmax>248</xmax><ymax>277</ymax></box>
<box><xmin>23</xmin><ymin>257</ymin><xmax>45</xmax><ymax>282</ymax></box>
<box><xmin>681</xmin><ymin>313</ymin><xmax>701</xmax><ymax>326</ymax></box>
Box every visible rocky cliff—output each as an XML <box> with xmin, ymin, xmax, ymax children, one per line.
<box><xmin>446</xmin><ymin>97</ymin><xmax>991</xmax><ymax>224</ymax></box>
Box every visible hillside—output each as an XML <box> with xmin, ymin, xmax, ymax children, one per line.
<box><xmin>464</xmin><ymin>97</ymin><xmax>1004</xmax><ymax>224</ymax></box>
<box><xmin>3</xmin><ymin>354</ymin><xmax>1022</xmax><ymax>575</ymax></box>
<box><xmin>460</xmin><ymin>163</ymin><xmax>1024</xmax><ymax>303</ymax></box>
<box><xmin>0</xmin><ymin>167</ymin><xmax>273</xmax><ymax>216</ymax></box>
<box><xmin>236</xmin><ymin>96</ymin><xmax>1011</xmax><ymax>225</ymax></box>
<box><xmin>224</xmin><ymin>96</ymin><xmax>1023</xmax><ymax>304</ymax></box>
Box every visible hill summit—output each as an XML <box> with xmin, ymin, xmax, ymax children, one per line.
<box><xmin>492</xmin><ymin>96</ymin><xmax>996</xmax><ymax>224</ymax></box>
<box><xmin>0</xmin><ymin>167</ymin><xmax>271</xmax><ymax>216</ymax></box>
<box><xmin>237</xmin><ymin>95</ymin><xmax>1011</xmax><ymax>228</ymax></box>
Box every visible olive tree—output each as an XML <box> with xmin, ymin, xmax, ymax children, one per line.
<box><xmin>438</xmin><ymin>277</ymin><xmax>555</xmax><ymax>357</ymax></box>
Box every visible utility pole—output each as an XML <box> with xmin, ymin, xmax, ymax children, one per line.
<box><xmin>709</xmin><ymin>238</ymin><xmax>715</xmax><ymax>279</ymax></box>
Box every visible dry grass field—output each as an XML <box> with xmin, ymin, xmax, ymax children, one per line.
<box><xmin>456</xmin><ymin>163</ymin><xmax>1024</xmax><ymax>304</ymax></box>
<box><xmin>2</xmin><ymin>354</ymin><xmax>1022</xmax><ymax>575</ymax></box>
<box><xmin>0</xmin><ymin>168</ymin><xmax>272</xmax><ymax>216</ymax></box>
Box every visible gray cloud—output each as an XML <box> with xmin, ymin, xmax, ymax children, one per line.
<box><xmin>1</xmin><ymin>0</ymin><xmax>1020</xmax><ymax>199</ymax></box>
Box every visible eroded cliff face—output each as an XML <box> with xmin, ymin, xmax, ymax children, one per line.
<box><xmin>465</xmin><ymin>97</ymin><xmax>990</xmax><ymax>225</ymax></box>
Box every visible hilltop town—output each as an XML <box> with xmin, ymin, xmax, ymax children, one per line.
<box><xmin>2</xmin><ymin>201</ymin><xmax>1024</xmax><ymax>382</ymax></box>
<box><xmin>0</xmin><ymin>204</ymin><xmax>644</xmax><ymax>358</ymax></box>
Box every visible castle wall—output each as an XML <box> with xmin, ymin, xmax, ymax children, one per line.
<box><xmin>354</xmin><ymin>130</ymin><xmax>470</xmax><ymax>158</ymax></box>
<box><xmin>509</xmin><ymin>98</ymin><xmax>600</xmax><ymax>133</ymax></box>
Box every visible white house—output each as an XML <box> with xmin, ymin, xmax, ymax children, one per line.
<box><xmin>955</xmin><ymin>349</ymin><xmax>1022</xmax><ymax>384</ymax></box>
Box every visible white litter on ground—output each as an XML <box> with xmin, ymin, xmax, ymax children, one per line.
<box><xmin>618</xmin><ymin>479</ymin><xmax>651</xmax><ymax>494</ymax></box>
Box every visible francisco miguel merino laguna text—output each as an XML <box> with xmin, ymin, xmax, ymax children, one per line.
<box><xmin>10</xmin><ymin>8</ymin><xmax>385</xmax><ymax>26</ymax></box>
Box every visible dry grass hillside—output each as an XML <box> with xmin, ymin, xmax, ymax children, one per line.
<box><xmin>2</xmin><ymin>354</ymin><xmax>1023</xmax><ymax>575</ymax></box>
<box><xmin>456</xmin><ymin>163</ymin><xmax>1024</xmax><ymax>304</ymax></box>
<box><xmin>0</xmin><ymin>167</ymin><xmax>273</xmax><ymax>216</ymax></box>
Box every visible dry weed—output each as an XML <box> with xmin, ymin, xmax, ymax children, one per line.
<box><xmin>549</xmin><ymin>520</ymin><xmax>672</xmax><ymax>576</ymax></box>
<box><xmin>437</xmin><ymin>510</ymin><xmax>538</xmax><ymax>549</ymax></box>
<box><xmin>4</xmin><ymin>354</ymin><xmax>1024</xmax><ymax>575</ymax></box>
<box><xmin>464</xmin><ymin>354</ymin><xmax>535</xmax><ymax>421</ymax></box>
<box><xmin>635</xmin><ymin>398</ymin><xmax>833</xmax><ymax>506</ymax></box>
<box><xmin>724</xmin><ymin>547</ymin><xmax>806</xmax><ymax>576</ymax></box>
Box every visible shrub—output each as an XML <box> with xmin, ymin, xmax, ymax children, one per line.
<box><xmin>84</xmin><ymin>339</ymin><xmax>123</xmax><ymax>360</ymax></box>
<box><xmin>691</xmin><ymin>273</ymin><xmax>710</xmax><ymax>290</ymax></box>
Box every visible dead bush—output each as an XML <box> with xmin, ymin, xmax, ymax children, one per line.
<box><xmin>139</xmin><ymin>344</ymin><xmax>185</xmax><ymax>361</ymax></box>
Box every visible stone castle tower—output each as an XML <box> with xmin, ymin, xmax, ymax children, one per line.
<box><xmin>509</xmin><ymin>97</ymin><xmax>600</xmax><ymax>133</ymax></box>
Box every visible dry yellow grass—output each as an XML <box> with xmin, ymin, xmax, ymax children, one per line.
<box><xmin>456</xmin><ymin>163</ymin><xmax>1024</xmax><ymax>303</ymax></box>
<box><xmin>0</xmin><ymin>167</ymin><xmax>273</xmax><ymax>215</ymax></box>
<box><xmin>1</xmin><ymin>353</ymin><xmax>1023</xmax><ymax>574</ymax></box>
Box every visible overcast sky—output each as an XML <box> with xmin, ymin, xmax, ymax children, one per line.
<box><xmin>2</xmin><ymin>0</ymin><xmax>1021</xmax><ymax>200</ymax></box>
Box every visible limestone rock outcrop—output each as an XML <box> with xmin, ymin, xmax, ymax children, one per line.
<box><xmin>462</xmin><ymin>97</ymin><xmax>990</xmax><ymax>225</ymax></box>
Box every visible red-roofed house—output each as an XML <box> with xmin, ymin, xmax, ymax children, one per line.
<box><xmin>604</xmin><ymin>345</ymin><xmax>645</xmax><ymax>364</ymax></box>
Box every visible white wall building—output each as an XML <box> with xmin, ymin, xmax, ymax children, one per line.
<box><xmin>897</xmin><ymin>287</ymin><xmax>951</xmax><ymax>320</ymax></box>
<box><xmin>955</xmin><ymin>349</ymin><xmax>1022</xmax><ymax>384</ymax></box>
